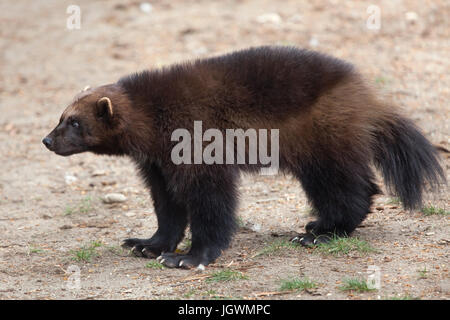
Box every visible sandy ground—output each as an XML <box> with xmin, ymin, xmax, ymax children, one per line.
<box><xmin>0</xmin><ymin>0</ymin><xmax>448</xmax><ymax>300</ymax></box>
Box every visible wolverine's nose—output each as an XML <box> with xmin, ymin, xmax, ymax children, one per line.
<box><xmin>42</xmin><ymin>137</ymin><xmax>53</xmax><ymax>149</ymax></box>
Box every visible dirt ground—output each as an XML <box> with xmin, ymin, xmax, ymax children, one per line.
<box><xmin>0</xmin><ymin>0</ymin><xmax>448</xmax><ymax>300</ymax></box>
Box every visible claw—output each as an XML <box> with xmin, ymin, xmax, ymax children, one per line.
<box><xmin>130</xmin><ymin>246</ymin><xmax>144</xmax><ymax>257</ymax></box>
<box><xmin>197</xmin><ymin>264</ymin><xmax>205</xmax><ymax>271</ymax></box>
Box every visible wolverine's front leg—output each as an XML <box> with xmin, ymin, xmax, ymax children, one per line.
<box><xmin>158</xmin><ymin>170</ymin><xmax>239</xmax><ymax>269</ymax></box>
<box><xmin>122</xmin><ymin>163</ymin><xmax>188</xmax><ymax>258</ymax></box>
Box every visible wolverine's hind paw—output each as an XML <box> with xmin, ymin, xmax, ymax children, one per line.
<box><xmin>157</xmin><ymin>252</ymin><xmax>207</xmax><ymax>270</ymax></box>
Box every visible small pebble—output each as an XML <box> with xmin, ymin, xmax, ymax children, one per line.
<box><xmin>250</xmin><ymin>223</ymin><xmax>262</xmax><ymax>232</ymax></box>
<box><xmin>102</xmin><ymin>193</ymin><xmax>127</xmax><ymax>204</ymax></box>
<box><xmin>64</xmin><ymin>174</ymin><xmax>77</xmax><ymax>185</ymax></box>
<box><xmin>256</xmin><ymin>13</ymin><xmax>282</xmax><ymax>24</ymax></box>
<box><xmin>140</xmin><ymin>2</ymin><xmax>153</xmax><ymax>13</ymax></box>
<box><xmin>405</xmin><ymin>11</ymin><xmax>418</xmax><ymax>22</ymax></box>
<box><xmin>91</xmin><ymin>170</ymin><xmax>106</xmax><ymax>177</ymax></box>
<box><xmin>309</xmin><ymin>37</ymin><xmax>319</xmax><ymax>47</ymax></box>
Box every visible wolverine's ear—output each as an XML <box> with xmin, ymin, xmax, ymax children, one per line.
<box><xmin>96</xmin><ymin>97</ymin><xmax>113</xmax><ymax>120</ymax></box>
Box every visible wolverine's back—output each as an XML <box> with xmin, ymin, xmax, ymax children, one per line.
<box><xmin>119</xmin><ymin>46</ymin><xmax>359</xmax><ymax>129</ymax></box>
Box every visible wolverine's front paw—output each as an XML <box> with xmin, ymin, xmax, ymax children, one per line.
<box><xmin>290</xmin><ymin>233</ymin><xmax>332</xmax><ymax>247</ymax></box>
<box><xmin>122</xmin><ymin>238</ymin><xmax>164</xmax><ymax>258</ymax></box>
<box><xmin>156</xmin><ymin>252</ymin><xmax>208</xmax><ymax>270</ymax></box>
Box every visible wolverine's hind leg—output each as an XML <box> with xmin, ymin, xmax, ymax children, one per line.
<box><xmin>122</xmin><ymin>163</ymin><xmax>188</xmax><ymax>258</ymax></box>
<box><xmin>292</xmin><ymin>157</ymin><xmax>380</xmax><ymax>246</ymax></box>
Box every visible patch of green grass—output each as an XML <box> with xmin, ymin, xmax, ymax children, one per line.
<box><xmin>206</xmin><ymin>269</ymin><xmax>248</xmax><ymax>283</ymax></box>
<box><xmin>71</xmin><ymin>241</ymin><xmax>102</xmax><ymax>262</ymax></box>
<box><xmin>205</xmin><ymin>289</ymin><xmax>217</xmax><ymax>296</ymax></box>
<box><xmin>183</xmin><ymin>289</ymin><xmax>198</xmax><ymax>298</ymax></box>
<box><xmin>176</xmin><ymin>238</ymin><xmax>192</xmax><ymax>252</ymax></box>
<box><xmin>64</xmin><ymin>196</ymin><xmax>94</xmax><ymax>215</ymax></box>
<box><xmin>417</xmin><ymin>267</ymin><xmax>429</xmax><ymax>279</ymax></box>
<box><xmin>28</xmin><ymin>246</ymin><xmax>44</xmax><ymax>255</ymax></box>
<box><xmin>339</xmin><ymin>278</ymin><xmax>376</xmax><ymax>293</ymax></box>
<box><xmin>237</xmin><ymin>216</ymin><xmax>245</xmax><ymax>228</ymax></box>
<box><xmin>78</xmin><ymin>196</ymin><xmax>92</xmax><ymax>213</ymax></box>
<box><xmin>145</xmin><ymin>261</ymin><xmax>165</xmax><ymax>269</ymax></box>
<box><xmin>421</xmin><ymin>205</ymin><xmax>449</xmax><ymax>216</ymax></box>
<box><xmin>375</xmin><ymin>76</ymin><xmax>389</xmax><ymax>86</ymax></box>
<box><xmin>90</xmin><ymin>240</ymin><xmax>103</xmax><ymax>248</ymax></box>
<box><xmin>279</xmin><ymin>277</ymin><xmax>317</xmax><ymax>292</ymax></box>
<box><xmin>315</xmin><ymin>236</ymin><xmax>377</xmax><ymax>256</ymax></box>
<box><xmin>254</xmin><ymin>239</ymin><xmax>301</xmax><ymax>257</ymax></box>
<box><xmin>387</xmin><ymin>197</ymin><xmax>401</xmax><ymax>205</ymax></box>
<box><xmin>182</xmin><ymin>238</ymin><xmax>192</xmax><ymax>248</ymax></box>
<box><xmin>106</xmin><ymin>245</ymin><xmax>128</xmax><ymax>256</ymax></box>
<box><xmin>64</xmin><ymin>206</ymin><xmax>75</xmax><ymax>215</ymax></box>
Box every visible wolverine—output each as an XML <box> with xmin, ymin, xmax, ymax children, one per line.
<box><xmin>43</xmin><ymin>46</ymin><xmax>445</xmax><ymax>269</ymax></box>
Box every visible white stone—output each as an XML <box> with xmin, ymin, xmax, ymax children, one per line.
<box><xmin>256</xmin><ymin>13</ymin><xmax>282</xmax><ymax>24</ymax></box>
<box><xmin>405</xmin><ymin>11</ymin><xmax>418</xmax><ymax>22</ymax></box>
<box><xmin>309</xmin><ymin>37</ymin><xmax>319</xmax><ymax>47</ymax></box>
<box><xmin>64</xmin><ymin>174</ymin><xmax>77</xmax><ymax>185</ymax></box>
<box><xmin>102</xmin><ymin>193</ymin><xmax>127</xmax><ymax>203</ymax></box>
<box><xmin>250</xmin><ymin>223</ymin><xmax>262</xmax><ymax>232</ymax></box>
<box><xmin>140</xmin><ymin>2</ymin><xmax>153</xmax><ymax>13</ymax></box>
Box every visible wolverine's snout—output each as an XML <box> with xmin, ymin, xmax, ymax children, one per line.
<box><xmin>42</xmin><ymin>136</ymin><xmax>53</xmax><ymax>150</ymax></box>
<box><xmin>43</xmin><ymin>124</ymin><xmax>89</xmax><ymax>156</ymax></box>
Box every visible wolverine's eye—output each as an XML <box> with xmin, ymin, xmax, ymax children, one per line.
<box><xmin>71</xmin><ymin>120</ymin><xmax>80</xmax><ymax>129</ymax></box>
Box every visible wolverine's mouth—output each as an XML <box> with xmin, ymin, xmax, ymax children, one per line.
<box><xmin>52</xmin><ymin>144</ymin><xmax>88</xmax><ymax>157</ymax></box>
<box><xmin>54</xmin><ymin>150</ymin><xmax>77</xmax><ymax>157</ymax></box>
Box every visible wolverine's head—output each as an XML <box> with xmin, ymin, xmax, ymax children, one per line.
<box><xmin>43</xmin><ymin>84</ymin><xmax>129</xmax><ymax>156</ymax></box>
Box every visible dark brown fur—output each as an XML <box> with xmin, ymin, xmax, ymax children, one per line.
<box><xmin>43</xmin><ymin>46</ymin><xmax>445</xmax><ymax>269</ymax></box>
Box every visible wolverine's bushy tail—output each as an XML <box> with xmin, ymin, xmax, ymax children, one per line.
<box><xmin>373</xmin><ymin>115</ymin><xmax>445</xmax><ymax>210</ymax></box>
